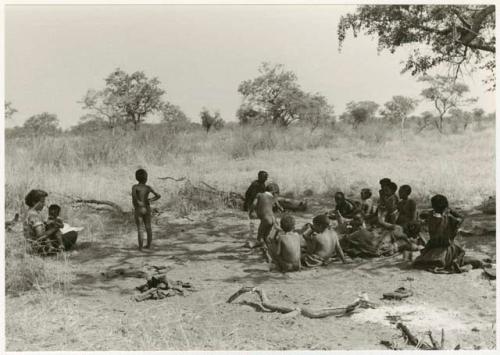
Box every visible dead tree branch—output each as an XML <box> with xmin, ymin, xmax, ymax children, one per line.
<box><xmin>227</xmin><ymin>287</ymin><xmax>377</xmax><ymax>319</ymax></box>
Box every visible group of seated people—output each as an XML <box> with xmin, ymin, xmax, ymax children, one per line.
<box><xmin>245</xmin><ymin>172</ymin><xmax>484</xmax><ymax>273</ymax></box>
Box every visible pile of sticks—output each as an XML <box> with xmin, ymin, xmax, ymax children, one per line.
<box><xmin>135</xmin><ymin>273</ymin><xmax>195</xmax><ymax>302</ymax></box>
<box><xmin>381</xmin><ymin>322</ymin><xmax>459</xmax><ymax>350</ymax></box>
<box><xmin>227</xmin><ymin>286</ymin><xmax>376</xmax><ymax>319</ymax></box>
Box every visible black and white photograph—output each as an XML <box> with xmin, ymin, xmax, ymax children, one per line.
<box><xmin>2</xmin><ymin>1</ymin><xmax>497</xmax><ymax>352</ymax></box>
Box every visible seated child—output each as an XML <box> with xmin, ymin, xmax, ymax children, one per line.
<box><xmin>333</xmin><ymin>191</ymin><xmax>358</xmax><ymax>219</ymax></box>
<box><xmin>378</xmin><ymin>181</ymin><xmax>399</xmax><ymax>228</ymax></box>
<box><xmin>44</xmin><ymin>204</ymin><xmax>64</xmax><ymax>252</ymax></box>
<box><xmin>46</xmin><ymin>204</ymin><xmax>64</xmax><ymax>230</ymax></box>
<box><xmin>269</xmin><ymin>215</ymin><xmax>301</xmax><ymax>272</ymax></box>
<box><xmin>360</xmin><ymin>188</ymin><xmax>378</xmax><ymax>227</ymax></box>
<box><xmin>302</xmin><ymin>214</ymin><xmax>348</xmax><ymax>267</ymax></box>
<box><xmin>396</xmin><ymin>184</ymin><xmax>417</xmax><ymax>228</ymax></box>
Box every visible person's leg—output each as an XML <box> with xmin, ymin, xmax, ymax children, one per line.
<box><xmin>134</xmin><ymin>212</ymin><xmax>144</xmax><ymax>250</ymax></box>
<box><xmin>61</xmin><ymin>231</ymin><xmax>78</xmax><ymax>250</ymax></box>
<box><xmin>257</xmin><ymin>218</ymin><xmax>273</xmax><ymax>262</ymax></box>
<box><xmin>143</xmin><ymin>212</ymin><xmax>153</xmax><ymax>248</ymax></box>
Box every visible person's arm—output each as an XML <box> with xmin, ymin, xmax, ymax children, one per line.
<box><xmin>249</xmin><ymin>195</ymin><xmax>258</xmax><ymax>215</ymax></box>
<box><xmin>33</xmin><ymin>224</ymin><xmax>58</xmax><ymax>240</ymax></box>
<box><xmin>409</xmin><ymin>200</ymin><xmax>418</xmax><ymax>221</ymax></box>
<box><xmin>275</xmin><ymin>199</ymin><xmax>285</xmax><ymax>213</ymax></box>
<box><xmin>274</xmin><ymin>236</ymin><xmax>282</xmax><ymax>257</ymax></box>
<box><xmin>378</xmin><ymin>210</ymin><xmax>395</xmax><ymax>230</ymax></box>
<box><xmin>148</xmin><ymin>186</ymin><xmax>161</xmax><ymax>202</ymax></box>
<box><xmin>334</xmin><ymin>236</ymin><xmax>348</xmax><ymax>263</ymax></box>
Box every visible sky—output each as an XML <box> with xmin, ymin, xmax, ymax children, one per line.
<box><xmin>5</xmin><ymin>4</ymin><xmax>496</xmax><ymax>129</ymax></box>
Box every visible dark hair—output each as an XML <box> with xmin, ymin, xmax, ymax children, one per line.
<box><xmin>389</xmin><ymin>182</ymin><xmax>398</xmax><ymax>193</ymax></box>
<box><xmin>280</xmin><ymin>215</ymin><xmax>295</xmax><ymax>232</ymax></box>
<box><xmin>25</xmin><ymin>189</ymin><xmax>48</xmax><ymax>208</ymax></box>
<box><xmin>135</xmin><ymin>169</ymin><xmax>148</xmax><ymax>183</ymax></box>
<box><xmin>335</xmin><ymin>191</ymin><xmax>345</xmax><ymax>199</ymax></box>
<box><xmin>379</xmin><ymin>178</ymin><xmax>392</xmax><ymax>187</ymax></box>
<box><xmin>258</xmin><ymin>171</ymin><xmax>268</xmax><ymax>180</ymax></box>
<box><xmin>266</xmin><ymin>182</ymin><xmax>280</xmax><ymax>194</ymax></box>
<box><xmin>399</xmin><ymin>184</ymin><xmax>412</xmax><ymax>195</ymax></box>
<box><xmin>312</xmin><ymin>214</ymin><xmax>330</xmax><ymax>229</ymax></box>
<box><xmin>49</xmin><ymin>204</ymin><xmax>61</xmax><ymax>216</ymax></box>
<box><xmin>431</xmin><ymin>194</ymin><xmax>448</xmax><ymax>214</ymax></box>
<box><xmin>361</xmin><ymin>188</ymin><xmax>372</xmax><ymax>198</ymax></box>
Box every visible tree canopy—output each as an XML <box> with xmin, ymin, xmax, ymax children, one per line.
<box><xmin>23</xmin><ymin>112</ymin><xmax>60</xmax><ymax>135</ymax></box>
<box><xmin>338</xmin><ymin>5</ymin><xmax>496</xmax><ymax>88</ymax></box>
<box><xmin>200</xmin><ymin>108</ymin><xmax>224</xmax><ymax>132</ymax></box>
<box><xmin>81</xmin><ymin>68</ymin><xmax>165</xmax><ymax>131</ymax></box>
<box><xmin>342</xmin><ymin>101</ymin><xmax>380</xmax><ymax>128</ymax></box>
<box><xmin>237</xmin><ymin>62</ymin><xmax>334</xmax><ymax>127</ymax></box>
<box><xmin>419</xmin><ymin>75</ymin><xmax>478</xmax><ymax>133</ymax></box>
<box><xmin>380</xmin><ymin>96</ymin><xmax>419</xmax><ymax>136</ymax></box>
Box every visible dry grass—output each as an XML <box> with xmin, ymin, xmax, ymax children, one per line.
<box><xmin>3</xmin><ymin>123</ymin><xmax>495</xmax><ymax>296</ymax></box>
<box><xmin>5</xmin><ymin>123</ymin><xmax>495</xmax><ymax>213</ymax></box>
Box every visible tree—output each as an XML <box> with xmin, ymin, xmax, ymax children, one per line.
<box><xmin>380</xmin><ymin>96</ymin><xmax>419</xmax><ymax>137</ymax></box>
<box><xmin>237</xmin><ymin>62</ymin><xmax>334</xmax><ymax>128</ymax></box>
<box><xmin>419</xmin><ymin>75</ymin><xmax>478</xmax><ymax>133</ymax></box>
<box><xmin>161</xmin><ymin>102</ymin><xmax>189</xmax><ymax>124</ymax></box>
<box><xmin>299</xmin><ymin>93</ymin><xmax>335</xmax><ymax>132</ymax></box>
<box><xmin>82</xmin><ymin>68</ymin><xmax>165</xmax><ymax>131</ymax></box>
<box><xmin>70</xmin><ymin>115</ymin><xmax>108</xmax><ymax>135</ymax></box>
<box><xmin>416</xmin><ymin>111</ymin><xmax>435</xmax><ymax>133</ymax></box>
<box><xmin>23</xmin><ymin>112</ymin><xmax>60</xmax><ymax>135</ymax></box>
<box><xmin>448</xmin><ymin>108</ymin><xmax>473</xmax><ymax>131</ymax></box>
<box><xmin>338</xmin><ymin>5</ymin><xmax>496</xmax><ymax>88</ymax></box>
<box><xmin>472</xmin><ymin>107</ymin><xmax>486</xmax><ymax>129</ymax></box>
<box><xmin>4</xmin><ymin>102</ymin><xmax>17</xmax><ymax>120</ymax></box>
<box><xmin>342</xmin><ymin>101</ymin><xmax>379</xmax><ymax>128</ymax></box>
<box><xmin>200</xmin><ymin>108</ymin><xmax>224</xmax><ymax>132</ymax></box>
<box><xmin>81</xmin><ymin>89</ymin><xmax>124</xmax><ymax>134</ymax></box>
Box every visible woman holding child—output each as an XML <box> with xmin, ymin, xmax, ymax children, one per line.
<box><xmin>23</xmin><ymin>189</ymin><xmax>78</xmax><ymax>255</ymax></box>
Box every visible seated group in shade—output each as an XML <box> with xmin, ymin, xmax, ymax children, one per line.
<box><xmin>244</xmin><ymin>172</ymin><xmax>484</xmax><ymax>273</ymax></box>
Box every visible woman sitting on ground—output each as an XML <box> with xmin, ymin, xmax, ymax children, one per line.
<box><xmin>413</xmin><ymin>194</ymin><xmax>482</xmax><ymax>272</ymax></box>
<box><xmin>23</xmin><ymin>189</ymin><xmax>78</xmax><ymax>255</ymax></box>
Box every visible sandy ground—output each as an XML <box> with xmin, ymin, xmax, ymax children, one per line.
<box><xmin>5</xmin><ymin>205</ymin><xmax>497</xmax><ymax>351</ymax></box>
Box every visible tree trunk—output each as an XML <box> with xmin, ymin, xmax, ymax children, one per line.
<box><xmin>400</xmin><ymin>117</ymin><xmax>406</xmax><ymax>140</ymax></box>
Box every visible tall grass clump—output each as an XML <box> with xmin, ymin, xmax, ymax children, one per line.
<box><xmin>5</xmin><ymin>234</ymin><xmax>74</xmax><ymax>294</ymax></box>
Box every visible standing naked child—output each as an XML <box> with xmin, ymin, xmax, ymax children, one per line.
<box><xmin>268</xmin><ymin>215</ymin><xmax>301</xmax><ymax>272</ymax></box>
<box><xmin>249</xmin><ymin>182</ymin><xmax>281</xmax><ymax>262</ymax></box>
<box><xmin>132</xmin><ymin>169</ymin><xmax>161</xmax><ymax>250</ymax></box>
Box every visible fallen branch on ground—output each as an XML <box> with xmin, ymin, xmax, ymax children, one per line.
<box><xmin>227</xmin><ymin>286</ymin><xmax>377</xmax><ymax>319</ymax></box>
<box><xmin>158</xmin><ymin>176</ymin><xmax>187</xmax><ymax>182</ymax></box>
<box><xmin>73</xmin><ymin>199</ymin><xmax>124</xmax><ymax>214</ymax></box>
